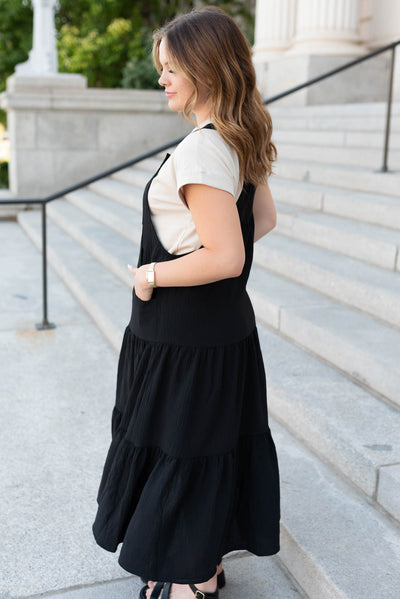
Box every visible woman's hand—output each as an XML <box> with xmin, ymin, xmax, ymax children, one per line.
<box><xmin>127</xmin><ymin>264</ymin><xmax>154</xmax><ymax>301</ymax></box>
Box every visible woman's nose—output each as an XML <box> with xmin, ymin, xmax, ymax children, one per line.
<box><xmin>159</xmin><ymin>72</ymin><xmax>167</xmax><ymax>87</ymax></box>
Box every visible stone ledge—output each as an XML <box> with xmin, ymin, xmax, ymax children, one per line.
<box><xmin>1</xmin><ymin>84</ymin><xmax>169</xmax><ymax>113</ymax></box>
<box><xmin>377</xmin><ymin>463</ymin><xmax>400</xmax><ymax>521</ymax></box>
<box><xmin>6</xmin><ymin>73</ymin><xmax>88</xmax><ymax>91</ymax></box>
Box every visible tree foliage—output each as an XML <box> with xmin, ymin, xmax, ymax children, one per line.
<box><xmin>0</xmin><ymin>1</ymin><xmax>255</xmax><ymax>106</ymax></box>
<box><xmin>0</xmin><ymin>0</ymin><xmax>33</xmax><ymax>93</ymax></box>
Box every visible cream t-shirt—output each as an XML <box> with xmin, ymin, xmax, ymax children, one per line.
<box><xmin>148</xmin><ymin>120</ymin><xmax>242</xmax><ymax>255</ymax></box>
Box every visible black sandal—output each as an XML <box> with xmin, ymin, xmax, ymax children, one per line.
<box><xmin>139</xmin><ymin>581</ymin><xmax>218</xmax><ymax>599</ymax></box>
<box><xmin>140</xmin><ymin>570</ymin><xmax>225</xmax><ymax>590</ymax></box>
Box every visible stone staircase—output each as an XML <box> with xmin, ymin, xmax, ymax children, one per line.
<box><xmin>18</xmin><ymin>102</ymin><xmax>400</xmax><ymax>599</ymax></box>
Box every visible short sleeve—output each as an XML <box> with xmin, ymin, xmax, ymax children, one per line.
<box><xmin>172</xmin><ymin>128</ymin><xmax>240</xmax><ymax>207</ymax></box>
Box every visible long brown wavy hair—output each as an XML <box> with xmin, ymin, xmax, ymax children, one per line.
<box><xmin>153</xmin><ymin>6</ymin><xmax>277</xmax><ymax>186</ymax></box>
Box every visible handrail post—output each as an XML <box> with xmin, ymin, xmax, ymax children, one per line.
<box><xmin>36</xmin><ymin>202</ymin><xmax>55</xmax><ymax>330</ymax></box>
<box><xmin>380</xmin><ymin>45</ymin><xmax>396</xmax><ymax>172</ymax></box>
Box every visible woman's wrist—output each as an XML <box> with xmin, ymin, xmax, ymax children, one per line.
<box><xmin>145</xmin><ymin>262</ymin><xmax>158</xmax><ymax>288</ymax></box>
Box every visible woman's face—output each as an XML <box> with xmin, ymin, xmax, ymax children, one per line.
<box><xmin>158</xmin><ymin>38</ymin><xmax>210</xmax><ymax>122</ymax></box>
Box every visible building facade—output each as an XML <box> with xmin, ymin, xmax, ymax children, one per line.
<box><xmin>253</xmin><ymin>0</ymin><xmax>400</xmax><ymax>103</ymax></box>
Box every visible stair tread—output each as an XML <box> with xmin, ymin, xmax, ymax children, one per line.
<box><xmin>273</xmin><ymin>129</ymin><xmax>400</xmax><ymax>149</ymax></box>
<box><xmin>254</xmin><ymin>266</ymin><xmax>400</xmax><ymax>371</ymax></box>
<box><xmin>88</xmin><ymin>176</ymin><xmax>144</xmax><ymax>202</ymax></box>
<box><xmin>263</xmin><ymin>325</ymin><xmax>400</xmax><ymax>498</ymax></box>
<box><xmin>249</xmin><ymin>262</ymin><xmax>400</xmax><ymax>360</ymax></box>
<box><xmin>259</xmin><ymin>233</ymin><xmax>400</xmax><ymax>297</ymax></box>
<box><xmin>111</xmin><ymin>159</ymin><xmax>165</xmax><ymax>185</ymax></box>
<box><xmin>65</xmin><ymin>187</ymin><xmax>143</xmax><ymax>228</ymax></box>
<box><xmin>277</xmin><ymin>155</ymin><xmax>400</xmax><ymax>175</ymax></box>
<box><xmin>271</xmin><ymin>174</ymin><xmax>400</xmax><ymax>208</ymax></box>
<box><xmin>269</xmin><ymin>101</ymin><xmax>400</xmax><ymax>117</ymax></box>
<box><xmin>48</xmin><ymin>199</ymin><xmax>140</xmax><ymax>269</ymax></box>
<box><xmin>276</xmin><ymin>141</ymin><xmax>400</xmax><ymax>166</ymax></box>
<box><xmin>274</xmin><ymin>157</ymin><xmax>400</xmax><ymax>198</ymax></box>
<box><xmin>19</xmin><ymin>210</ymin><xmax>132</xmax><ymax>340</ymax></box>
<box><xmin>248</xmin><ymin>265</ymin><xmax>400</xmax><ymax>404</ymax></box>
<box><xmin>275</xmin><ymin>201</ymin><xmax>400</xmax><ymax>246</ymax></box>
<box><xmin>274</xmin><ymin>419</ymin><xmax>400</xmax><ymax>599</ymax></box>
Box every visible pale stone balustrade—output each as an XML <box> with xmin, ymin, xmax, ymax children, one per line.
<box><xmin>15</xmin><ymin>0</ymin><xmax>58</xmax><ymax>76</ymax></box>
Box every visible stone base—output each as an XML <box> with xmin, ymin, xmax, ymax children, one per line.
<box><xmin>6</xmin><ymin>73</ymin><xmax>87</xmax><ymax>93</ymax></box>
<box><xmin>254</xmin><ymin>53</ymin><xmax>393</xmax><ymax>105</ymax></box>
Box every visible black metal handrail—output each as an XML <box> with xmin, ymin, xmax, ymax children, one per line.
<box><xmin>1</xmin><ymin>38</ymin><xmax>399</xmax><ymax>329</ymax></box>
<box><xmin>263</xmin><ymin>38</ymin><xmax>399</xmax><ymax>173</ymax></box>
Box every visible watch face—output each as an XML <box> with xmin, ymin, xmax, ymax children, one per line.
<box><xmin>146</xmin><ymin>271</ymin><xmax>155</xmax><ymax>285</ymax></box>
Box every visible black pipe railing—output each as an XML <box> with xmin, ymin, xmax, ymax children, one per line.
<box><xmin>1</xmin><ymin>38</ymin><xmax>399</xmax><ymax>329</ymax></box>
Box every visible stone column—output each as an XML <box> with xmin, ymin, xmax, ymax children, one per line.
<box><xmin>288</xmin><ymin>0</ymin><xmax>364</xmax><ymax>55</ymax></box>
<box><xmin>16</xmin><ymin>0</ymin><xmax>58</xmax><ymax>75</ymax></box>
<box><xmin>253</xmin><ymin>0</ymin><xmax>297</xmax><ymax>59</ymax></box>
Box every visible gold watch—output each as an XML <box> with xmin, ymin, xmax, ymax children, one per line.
<box><xmin>145</xmin><ymin>262</ymin><xmax>157</xmax><ymax>287</ymax></box>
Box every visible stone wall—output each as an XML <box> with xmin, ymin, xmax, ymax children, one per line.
<box><xmin>0</xmin><ymin>74</ymin><xmax>191</xmax><ymax>197</ymax></box>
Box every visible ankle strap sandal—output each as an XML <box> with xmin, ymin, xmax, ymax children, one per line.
<box><xmin>139</xmin><ymin>581</ymin><xmax>219</xmax><ymax>599</ymax></box>
<box><xmin>140</xmin><ymin>570</ymin><xmax>225</xmax><ymax>590</ymax></box>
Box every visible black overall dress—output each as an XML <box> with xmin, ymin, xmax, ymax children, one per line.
<box><xmin>92</xmin><ymin>125</ymin><xmax>280</xmax><ymax>584</ymax></box>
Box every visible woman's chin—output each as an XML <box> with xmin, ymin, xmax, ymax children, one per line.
<box><xmin>167</xmin><ymin>99</ymin><xmax>180</xmax><ymax>110</ymax></box>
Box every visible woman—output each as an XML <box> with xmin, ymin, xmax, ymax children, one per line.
<box><xmin>92</xmin><ymin>7</ymin><xmax>280</xmax><ymax>599</ymax></box>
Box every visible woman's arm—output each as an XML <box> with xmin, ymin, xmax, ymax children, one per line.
<box><xmin>130</xmin><ymin>183</ymin><xmax>245</xmax><ymax>299</ymax></box>
<box><xmin>253</xmin><ymin>179</ymin><xmax>277</xmax><ymax>242</ymax></box>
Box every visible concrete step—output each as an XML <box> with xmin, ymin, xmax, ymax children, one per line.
<box><xmin>274</xmin><ymin>203</ymin><xmax>400</xmax><ymax>271</ymax></box>
<box><xmin>111</xmin><ymin>159</ymin><xmax>164</xmax><ymax>187</ymax></box>
<box><xmin>263</xmin><ymin>325</ymin><xmax>400</xmax><ymax>520</ymax></box>
<box><xmin>273</xmin><ymin>419</ymin><xmax>400</xmax><ymax>599</ymax></box>
<box><xmin>270</xmin><ymin>101</ymin><xmax>400</xmax><ymax>118</ymax></box>
<box><xmin>22</xmin><ymin>202</ymin><xmax>400</xmax><ymax>520</ymax></box>
<box><xmin>46</xmin><ymin>199</ymin><xmax>139</xmax><ymax>288</ymax></box>
<box><xmin>52</xmin><ymin>190</ymin><xmax>400</xmax><ymax>408</ymax></box>
<box><xmin>86</xmin><ymin>177</ymin><xmax>143</xmax><ymax>211</ymax></box>
<box><xmin>269</xmin><ymin>177</ymin><xmax>400</xmax><ymax>231</ymax></box>
<box><xmin>116</xmin><ymin>157</ymin><xmax>164</xmax><ymax>176</ymax></box>
<box><xmin>271</xmin><ymin>113</ymin><xmax>400</xmax><ymax>133</ymax></box>
<box><xmin>254</xmin><ymin>233</ymin><xmax>400</xmax><ymax>328</ymax></box>
<box><xmin>274</xmin><ymin>128</ymin><xmax>400</xmax><ymax>150</ymax></box>
<box><xmin>64</xmin><ymin>188</ymin><xmax>142</xmax><ymax>242</ymax></box>
<box><xmin>277</xmin><ymin>142</ymin><xmax>400</xmax><ymax>170</ymax></box>
<box><xmin>248</xmin><ymin>265</ymin><xmax>400</xmax><ymax>409</ymax></box>
<box><xmin>275</xmin><ymin>158</ymin><xmax>400</xmax><ymax>197</ymax></box>
<box><xmin>18</xmin><ymin>210</ymin><xmax>131</xmax><ymax>351</ymax></box>
<box><xmin>269</xmin><ymin>102</ymin><xmax>400</xmax><ymax>133</ymax></box>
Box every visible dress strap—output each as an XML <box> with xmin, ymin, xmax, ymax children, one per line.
<box><xmin>200</xmin><ymin>123</ymin><xmax>215</xmax><ymax>131</ymax></box>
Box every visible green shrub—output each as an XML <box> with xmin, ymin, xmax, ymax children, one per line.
<box><xmin>121</xmin><ymin>28</ymin><xmax>159</xmax><ymax>90</ymax></box>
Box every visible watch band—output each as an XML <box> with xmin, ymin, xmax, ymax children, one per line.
<box><xmin>145</xmin><ymin>262</ymin><xmax>157</xmax><ymax>287</ymax></box>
